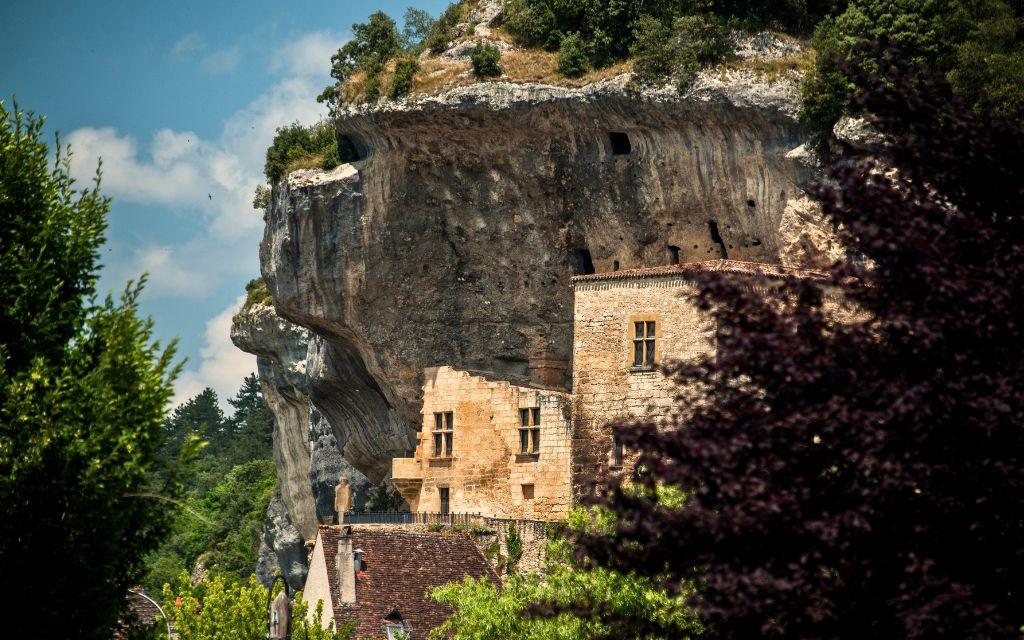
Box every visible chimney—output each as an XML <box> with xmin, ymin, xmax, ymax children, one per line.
<box><xmin>335</xmin><ymin>530</ymin><xmax>356</xmax><ymax>604</ymax></box>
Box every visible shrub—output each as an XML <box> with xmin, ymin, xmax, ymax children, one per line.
<box><xmin>800</xmin><ymin>0</ymin><xmax>1024</xmax><ymax>143</ymax></box>
<box><xmin>632</xmin><ymin>14</ymin><xmax>729</xmax><ymax>88</ymax></box>
<box><xmin>470</xmin><ymin>41</ymin><xmax>502</xmax><ymax>78</ymax></box>
<box><xmin>264</xmin><ymin>121</ymin><xmax>348</xmax><ymax>183</ymax></box>
<box><xmin>504</xmin><ymin>525</ymin><xmax>523</xmax><ymax>573</ymax></box>
<box><xmin>251</xmin><ymin>184</ymin><xmax>270</xmax><ymax>211</ymax></box>
<box><xmin>425</xmin><ymin>1</ymin><xmax>467</xmax><ymax>55</ymax></box>
<box><xmin>243</xmin><ymin>278</ymin><xmax>271</xmax><ymax>309</ymax></box>
<box><xmin>389</xmin><ymin>56</ymin><xmax>421</xmax><ymax>99</ymax></box>
<box><xmin>557</xmin><ymin>33</ymin><xmax>589</xmax><ymax>77</ymax></box>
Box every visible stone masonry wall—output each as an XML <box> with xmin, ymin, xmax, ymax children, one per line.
<box><xmin>571</xmin><ymin>274</ymin><xmax>715</xmax><ymax>490</ymax></box>
<box><xmin>392</xmin><ymin>366</ymin><xmax>572</xmax><ymax>520</ymax></box>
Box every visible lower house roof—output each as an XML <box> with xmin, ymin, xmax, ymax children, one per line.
<box><xmin>320</xmin><ymin>527</ymin><xmax>499</xmax><ymax>639</ymax></box>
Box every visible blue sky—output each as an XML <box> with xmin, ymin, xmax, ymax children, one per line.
<box><xmin>1</xmin><ymin>0</ymin><xmax>446</xmax><ymax>408</ymax></box>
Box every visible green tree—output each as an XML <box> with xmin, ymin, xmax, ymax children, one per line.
<box><xmin>431</xmin><ymin>510</ymin><xmax>701</xmax><ymax>640</ymax></box>
<box><xmin>163</xmin><ymin>572</ymin><xmax>269</xmax><ymax>640</ymax></box>
<box><xmin>0</xmin><ymin>99</ymin><xmax>180</xmax><ymax>638</ymax></box>
<box><xmin>557</xmin><ymin>33</ymin><xmax>589</xmax><ymax>77</ymax></box>
<box><xmin>802</xmin><ymin>0</ymin><xmax>1024</xmax><ymax>140</ymax></box>
<box><xmin>319</xmin><ymin>11</ymin><xmax>402</xmax><ymax>110</ymax></box>
<box><xmin>470</xmin><ymin>42</ymin><xmax>503</xmax><ymax>78</ymax></box>
<box><xmin>389</xmin><ymin>56</ymin><xmax>421</xmax><ymax>99</ymax></box>
<box><xmin>402</xmin><ymin>7</ymin><xmax>437</xmax><ymax>51</ymax></box>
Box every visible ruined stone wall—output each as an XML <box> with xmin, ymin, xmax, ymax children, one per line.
<box><xmin>570</xmin><ymin>273</ymin><xmax>715</xmax><ymax>489</ymax></box>
<box><xmin>392</xmin><ymin>366</ymin><xmax>572</xmax><ymax>520</ymax></box>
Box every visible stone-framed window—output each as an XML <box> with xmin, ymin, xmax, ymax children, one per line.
<box><xmin>522</xmin><ymin>483</ymin><xmax>535</xmax><ymax>500</ymax></box>
<box><xmin>432</xmin><ymin>411</ymin><xmax>454</xmax><ymax>457</ymax></box>
<box><xmin>612</xmin><ymin>434</ymin><xmax>624</xmax><ymax>468</ymax></box>
<box><xmin>519</xmin><ymin>407</ymin><xmax>540</xmax><ymax>454</ymax></box>
<box><xmin>439</xmin><ymin>487</ymin><xmax>450</xmax><ymax>515</ymax></box>
<box><xmin>632</xmin><ymin>319</ymin><xmax>657</xmax><ymax>367</ymax></box>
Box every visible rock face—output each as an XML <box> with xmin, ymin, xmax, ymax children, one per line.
<box><xmin>259</xmin><ymin>492</ymin><xmax>308</xmax><ymax>591</ymax></box>
<box><xmin>231</xmin><ymin>301</ymin><xmax>371</xmax><ymax>587</ymax></box>
<box><xmin>259</xmin><ymin>70</ymin><xmax>815</xmax><ymax>484</ymax></box>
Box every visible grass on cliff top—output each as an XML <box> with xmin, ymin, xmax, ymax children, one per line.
<box><xmin>339</xmin><ymin>39</ymin><xmax>635</xmax><ymax>104</ymax></box>
<box><xmin>242</xmin><ymin>277</ymin><xmax>271</xmax><ymax>312</ymax></box>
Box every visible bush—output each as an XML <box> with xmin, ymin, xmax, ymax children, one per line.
<box><xmin>425</xmin><ymin>1</ymin><xmax>467</xmax><ymax>55</ymax></box>
<box><xmin>264</xmin><ymin>121</ymin><xmax>348</xmax><ymax>183</ymax></box>
<box><xmin>389</xmin><ymin>56</ymin><xmax>421</xmax><ymax>99</ymax></box>
<box><xmin>631</xmin><ymin>14</ymin><xmax>729</xmax><ymax>88</ymax></box>
<box><xmin>243</xmin><ymin>278</ymin><xmax>271</xmax><ymax>309</ymax></box>
<box><xmin>800</xmin><ymin>0</ymin><xmax>1024</xmax><ymax>142</ymax></box>
<box><xmin>557</xmin><ymin>33</ymin><xmax>589</xmax><ymax>77</ymax></box>
<box><xmin>470</xmin><ymin>42</ymin><xmax>503</xmax><ymax>78</ymax></box>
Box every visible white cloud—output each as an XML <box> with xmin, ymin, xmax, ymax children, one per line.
<box><xmin>173</xmin><ymin>296</ymin><xmax>257</xmax><ymax>409</ymax></box>
<box><xmin>74</xmin><ymin>29</ymin><xmax>340</xmax><ymax>409</ymax></box>
<box><xmin>171</xmin><ymin>32</ymin><xmax>206</xmax><ymax>58</ymax></box>
<box><xmin>271</xmin><ymin>30</ymin><xmax>347</xmax><ymax>78</ymax></box>
<box><xmin>200</xmin><ymin>46</ymin><xmax>243</xmax><ymax>74</ymax></box>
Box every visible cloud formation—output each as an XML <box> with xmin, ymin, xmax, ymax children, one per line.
<box><xmin>69</xmin><ymin>29</ymin><xmax>346</xmax><ymax>408</ymax></box>
<box><xmin>172</xmin><ymin>296</ymin><xmax>257</xmax><ymax>409</ymax></box>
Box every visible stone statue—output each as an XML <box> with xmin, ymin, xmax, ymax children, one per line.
<box><xmin>335</xmin><ymin>477</ymin><xmax>352</xmax><ymax>520</ymax></box>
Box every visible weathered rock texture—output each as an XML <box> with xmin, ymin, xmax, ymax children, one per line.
<box><xmin>231</xmin><ymin>301</ymin><xmax>371</xmax><ymax>586</ymax></box>
<box><xmin>259</xmin><ymin>70</ymin><xmax>817</xmax><ymax>486</ymax></box>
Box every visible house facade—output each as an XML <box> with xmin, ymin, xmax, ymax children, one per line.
<box><xmin>302</xmin><ymin>526</ymin><xmax>497</xmax><ymax>639</ymax></box>
<box><xmin>392</xmin><ymin>259</ymin><xmax>822</xmax><ymax>520</ymax></box>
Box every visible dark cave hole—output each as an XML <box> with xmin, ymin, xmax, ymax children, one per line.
<box><xmin>667</xmin><ymin>245</ymin><xmax>681</xmax><ymax>265</ymax></box>
<box><xmin>608</xmin><ymin>132</ymin><xmax>631</xmax><ymax>155</ymax></box>
<box><xmin>613</xmin><ymin>260</ymin><xmax>620</xmax><ymax>271</ymax></box>
<box><xmin>708</xmin><ymin>220</ymin><xmax>729</xmax><ymax>259</ymax></box>
<box><xmin>747</xmin><ymin>199</ymin><xmax>756</xmax><ymax>208</ymax></box>
<box><xmin>573</xmin><ymin>248</ymin><xmax>596</xmax><ymax>275</ymax></box>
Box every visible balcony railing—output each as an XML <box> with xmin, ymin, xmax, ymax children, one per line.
<box><xmin>340</xmin><ymin>511</ymin><xmax>483</xmax><ymax>526</ymax></box>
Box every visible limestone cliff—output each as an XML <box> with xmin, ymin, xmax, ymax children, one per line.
<box><xmin>235</xmin><ymin>47</ymin><xmax>837</xmax><ymax>565</ymax></box>
<box><xmin>231</xmin><ymin>301</ymin><xmax>370</xmax><ymax>586</ymax></box>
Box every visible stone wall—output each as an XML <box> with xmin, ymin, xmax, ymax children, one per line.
<box><xmin>571</xmin><ymin>270</ymin><xmax>715</xmax><ymax>490</ymax></box>
<box><xmin>392</xmin><ymin>366</ymin><xmax>573</xmax><ymax>520</ymax></box>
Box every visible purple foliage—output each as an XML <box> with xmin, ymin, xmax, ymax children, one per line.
<box><xmin>575</xmin><ymin>53</ymin><xmax>1024</xmax><ymax>639</ymax></box>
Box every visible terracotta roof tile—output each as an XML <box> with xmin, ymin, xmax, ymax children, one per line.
<box><xmin>320</xmin><ymin>527</ymin><xmax>498</xmax><ymax>640</ymax></box>
<box><xmin>570</xmin><ymin>259</ymin><xmax>828</xmax><ymax>284</ymax></box>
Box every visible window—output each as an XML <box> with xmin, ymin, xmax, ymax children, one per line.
<box><xmin>432</xmin><ymin>411</ymin><xmax>454</xmax><ymax>457</ymax></box>
<box><xmin>519</xmin><ymin>407</ymin><xmax>541</xmax><ymax>454</ymax></box>
<box><xmin>613</xmin><ymin>435</ymin><xmax>624</xmax><ymax>468</ymax></box>
<box><xmin>667</xmin><ymin>245</ymin><xmax>681</xmax><ymax>264</ymax></box>
<box><xmin>438</xmin><ymin>487</ymin><xmax>450</xmax><ymax>516</ymax></box>
<box><xmin>632</xmin><ymin>320</ymin><xmax>656</xmax><ymax>367</ymax></box>
<box><xmin>522</xmin><ymin>484</ymin><xmax>535</xmax><ymax>500</ymax></box>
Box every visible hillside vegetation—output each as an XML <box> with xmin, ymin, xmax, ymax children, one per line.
<box><xmin>262</xmin><ymin>0</ymin><xmax>1024</xmax><ymax>182</ymax></box>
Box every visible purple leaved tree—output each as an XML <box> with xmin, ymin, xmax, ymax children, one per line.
<box><xmin>575</xmin><ymin>53</ymin><xmax>1024</xmax><ymax>639</ymax></box>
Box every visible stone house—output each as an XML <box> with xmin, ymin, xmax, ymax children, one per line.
<box><xmin>302</xmin><ymin>526</ymin><xmax>497</xmax><ymax>639</ymax></box>
<box><xmin>392</xmin><ymin>259</ymin><xmax>824</xmax><ymax>519</ymax></box>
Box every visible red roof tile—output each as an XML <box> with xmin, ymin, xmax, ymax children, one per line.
<box><xmin>570</xmin><ymin>259</ymin><xmax>828</xmax><ymax>283</ymax></box>
<box><xmin>320</xmin><ymin>527</ymin><xmax>498</xmax><ymax>640</ymax></box>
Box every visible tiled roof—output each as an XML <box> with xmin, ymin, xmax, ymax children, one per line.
<box><xmin>570</xmin><ymin>259</ymin><xmax>828</xmax><ymax>283</ymax></box>
<box><xmin>320</xmin><ymin>526</ymin><xmax>499</xmax><ymax>640</ymax></box>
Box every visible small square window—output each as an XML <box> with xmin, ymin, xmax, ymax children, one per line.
<box><xmin>522</xmin><ymin>484</ymin><xmax>535</xmax><ymax>500</ymax></box>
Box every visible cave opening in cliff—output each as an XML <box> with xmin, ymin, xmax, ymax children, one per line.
<box><xmin>608</xmin><ymin>132</ymin><xmax>631</xmax><ymax>155</ymax></box>
<box><xmin>573</xmin><ymin>248</ymin><xmax>596</xmax><ymax>275</ymax></box>
<box><xmin>708</xmin><ymin>220</ymin><xmax>729</xmax><ymax>259</ymax></box>
<box><xmin>667</xmin><ymin>245</ymin><xmax>681</xmax><ymax>264</ymax></box>
<box><xmin>338</xmin><ymin>133</ymin><xmax>366</xmax><ymax>162</ymax></box>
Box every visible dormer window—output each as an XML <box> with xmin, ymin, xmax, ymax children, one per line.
<box><xmin>383</xmin><ymin>609</ymin><xmax>412</xmax><ymax>640</ymax></box>
<box><xmin>433</xmin><ymin>411</ymin><xmax>453</xmax><ymax>457</ymax></box>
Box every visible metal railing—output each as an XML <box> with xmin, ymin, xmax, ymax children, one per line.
<box><xmin>340</xmin><ymin>511</ymin><xmax>483</xmax><ymax>525</ymax></box>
